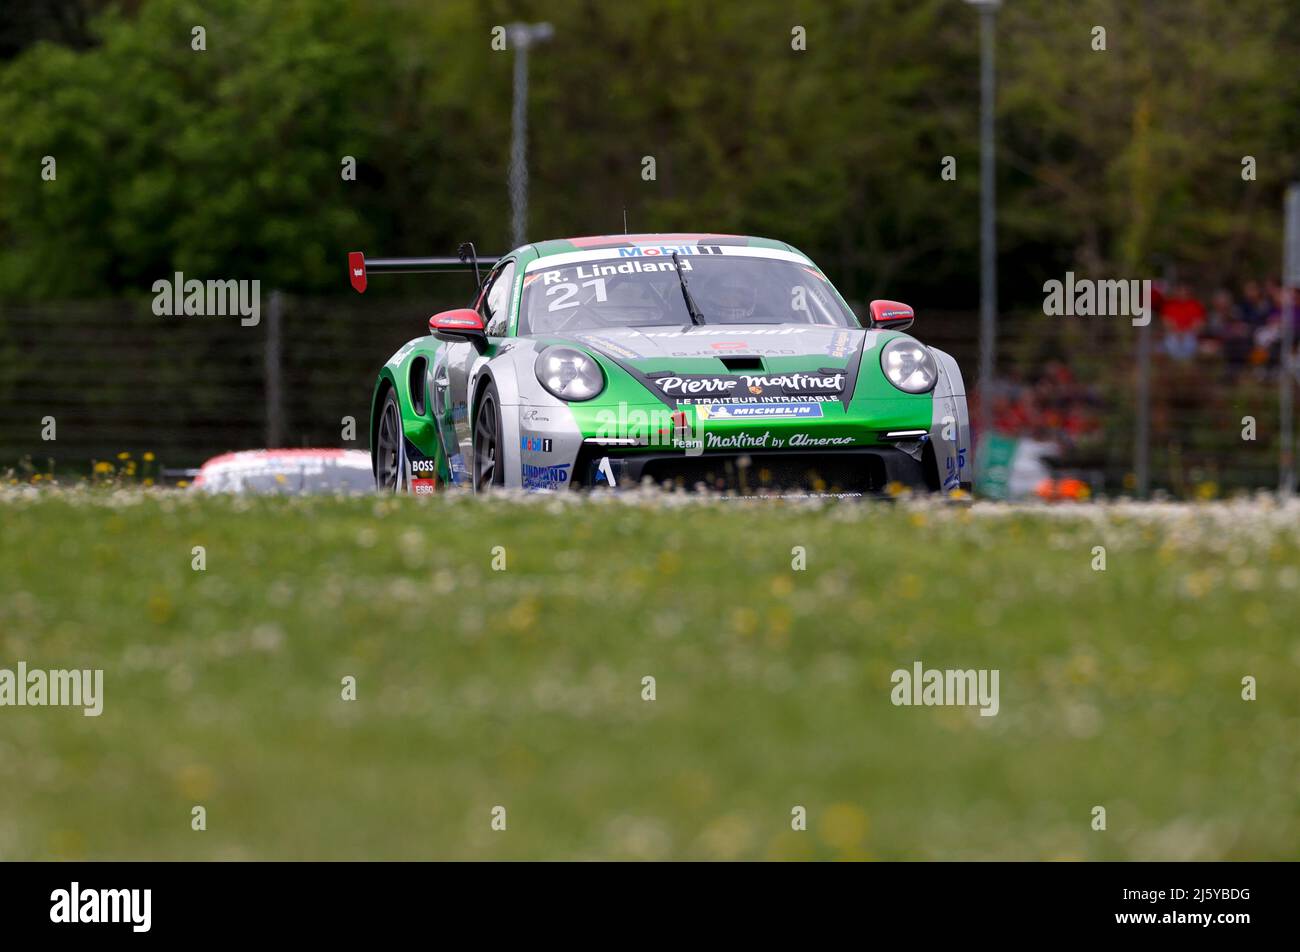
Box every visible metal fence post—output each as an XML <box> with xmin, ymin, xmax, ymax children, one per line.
<box><xmin>508</xmin><ymin>22</ymin><xmax>553</xmax><ymax>249</ymax></box>
<box><xmin>972</xmin><ymin>0</ymin><xmax>1000</xmax><ymax>451</ymax></box>
<box><xmin>1135</xmin><ymin>317</ymin><xmax>1151</xmax><ymax>498</ymax></box>
<box><xmin>1281</xmin><ymin>185</ymin><xmax>1300</xmax><ymax>496</ymax></box>
<box><xmin>265</xmin><ymin>288</ymin><xmax>285</xmax><ymax>448</ymax></box>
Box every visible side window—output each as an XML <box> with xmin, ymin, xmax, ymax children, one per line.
<box><xmin>481</xmin><ymin>260</ymin><xmax>516</xmax><ymax>337</ymax></box>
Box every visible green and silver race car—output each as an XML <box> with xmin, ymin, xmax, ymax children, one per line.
<box><xmin>349</xmin><ymin>233</ymin><xmax>970</xmax><ymax>495</ymax></box>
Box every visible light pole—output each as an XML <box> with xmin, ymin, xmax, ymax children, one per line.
<box><xmin>507</xmin><ymin>21</ymin><xmax>554</xmax><ymax>249</ymax></box>
<box><xmin>966</xmin><ymin>0</ymin><xmax>1000</xmax><ymax>452</ymax></box>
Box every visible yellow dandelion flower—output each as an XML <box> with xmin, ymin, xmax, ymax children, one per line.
<box><xmin>117</xmin><ymin>451</ymin><xmax>131</xmax><ymax>460</ymax></box>
<box><xmin>820</xmin><ymin>802</ymin><xmax>870</xmax><ymax>853</ymax></box>
<box><xmin>143</xmin><ymin>451</ymin><xmax>156</xmax><ymax>462</ymax></box>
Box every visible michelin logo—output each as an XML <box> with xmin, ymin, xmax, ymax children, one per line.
<box><xmin>697</xmin><ymin>403</ymin><xmax>824</xmax><ymax>420</ymax></box>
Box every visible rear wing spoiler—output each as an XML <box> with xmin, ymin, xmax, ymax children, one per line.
<box><xmin>348</xmin><ymin>243</ymin><xmax>498</xmax><ymax>294</ymax></box>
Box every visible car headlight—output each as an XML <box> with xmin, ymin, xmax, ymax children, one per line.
<box><xmin>535</xmin><ymin>346</ymin><xmax>605</xmax><ymax>401</ymax></box>
<box><xmin>880</xmin><ymin>337</ymin><xmax>938</xmax><ymax>393</ymax></box>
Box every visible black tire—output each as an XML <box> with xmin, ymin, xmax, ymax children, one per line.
<box><xmin>375</xmin><ymin>388</ymin><xmax>405</xmax><ymax>492</ymax></box>
<box><xmin>472</xmin><ymin>380</ymin><xmax>506</xmax><ymax>492</ymax></box>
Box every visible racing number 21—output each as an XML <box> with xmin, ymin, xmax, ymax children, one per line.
<box><xmin>547</xmin><ymin>278</ymin><xmax>607</xmax><ymax>311</ymax></box>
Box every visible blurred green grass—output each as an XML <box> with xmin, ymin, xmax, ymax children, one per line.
<box><xmin>0</xmin><ymin>490</ymin><xmax>1297</xmax><ymax>860</ymax></box>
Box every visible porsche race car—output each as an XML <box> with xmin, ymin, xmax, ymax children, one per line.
<box><xmin>350</xmin><ymin>234</ymin><xmax>971</xmax><ymax>495</ymax></box>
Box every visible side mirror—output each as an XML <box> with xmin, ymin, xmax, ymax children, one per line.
<box><xmin>429</xmin><ymin>308</ymin><xmax>488</xmax><ymax>352</ymax></box>
<box><xmin>869</xmin><ymin>299</ymin><xmax>915</xmax><ymax>332</ymax></box>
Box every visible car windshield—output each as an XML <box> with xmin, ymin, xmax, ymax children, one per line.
<box><xmin>519</xmin><ymin>253</ymin><xmax>859</xmax><ymax>335</ymax></box>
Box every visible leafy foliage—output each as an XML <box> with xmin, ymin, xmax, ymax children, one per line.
<box><xmin>2</xmin><ymin>0</ymin><xmax>1296</xmax><ymax>303</ymax></box>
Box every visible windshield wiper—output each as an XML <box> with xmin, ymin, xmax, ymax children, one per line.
<box><xmin>671</xmin><ymin>252</ymin><xmax>706</xmax><ymax>325</ymax></box>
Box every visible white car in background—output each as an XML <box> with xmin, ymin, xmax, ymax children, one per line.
<box><xmin>186</xmin><ymin>449</ymin><xmax>373</xmax><ymax>495</ymax></box>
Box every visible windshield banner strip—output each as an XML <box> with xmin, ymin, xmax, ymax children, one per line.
<box><xmin>523</xmin><ymin>245</ymin><xmax>814</xmax><ymax>273</ymax></box>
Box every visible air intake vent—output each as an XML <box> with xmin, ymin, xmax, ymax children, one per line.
<box><xmin>719</xmin><ymin>356</ymin><xmax>764</xmax><ymax>371</ymax></box>
<box><xmin>409</xmin><ymin>357</ymin><xmax>428</xmax><ymax>416</ymax></box>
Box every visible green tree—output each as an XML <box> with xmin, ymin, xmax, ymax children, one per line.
<box><xmin>0</xmin><ymin>0</ymin><xmax>391</xmax><ymax>298</ymax></box>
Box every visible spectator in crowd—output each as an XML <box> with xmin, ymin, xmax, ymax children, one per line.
<box><xmin>1240</xmin><ymin>279</ymin><xmax>1289</xmax><ymax>369</ymax></box>
<box><xmin>1237</xmin><ymin>280</ymin><xmax>1272</xmax><ymax>328</ymax></box>
<box><xmin>1199</xmin><ymin>289</ymin><xmax>1234</xmax><ymax>359</ymax></box>
<box><xmin>1212</xmin><ymin>287</ymin><xmax>1254</xmax><ymax>373</ymax></box>
<box><xmin>1160</xmin><ymin>283</ymin><xmax>1206</xmax><ymax>361</ymax></box>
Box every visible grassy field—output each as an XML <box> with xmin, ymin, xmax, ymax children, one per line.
<box><xmin>0</xmin><ymin>488</ymin><xmax>1297</xmax><ymax>860</ymax></box>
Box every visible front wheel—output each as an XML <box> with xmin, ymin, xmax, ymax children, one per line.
<box><xmin>375</xmin><ymin>389</ymin><xmax>405</xmax><ymax>492</ymax></box>
<box><xmin>473</xmin><ymin>381</ymin><xmax>506</xmax><ymax>493</ymax></box>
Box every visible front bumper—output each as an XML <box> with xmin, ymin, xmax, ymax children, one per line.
<box><xmin>508</xmin><ymin>394</ymin><xmax>964</xmax><ymax>493</ymax></box>
<box><xmin>570</xmin><ymin>444</ymin><xmax>934</xmax><ymax>493</ymax></box>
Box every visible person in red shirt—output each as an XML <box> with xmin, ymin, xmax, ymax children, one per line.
<box><xmin>1161</xmin><ymin>283</ymin><xmax>1206</xmax><ymax>361</ymax></box>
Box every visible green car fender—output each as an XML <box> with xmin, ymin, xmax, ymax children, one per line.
<box><xmin>370</xmin><ymin>336</ymin><xmax>450</xmax><ymax>482</ymax></box>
